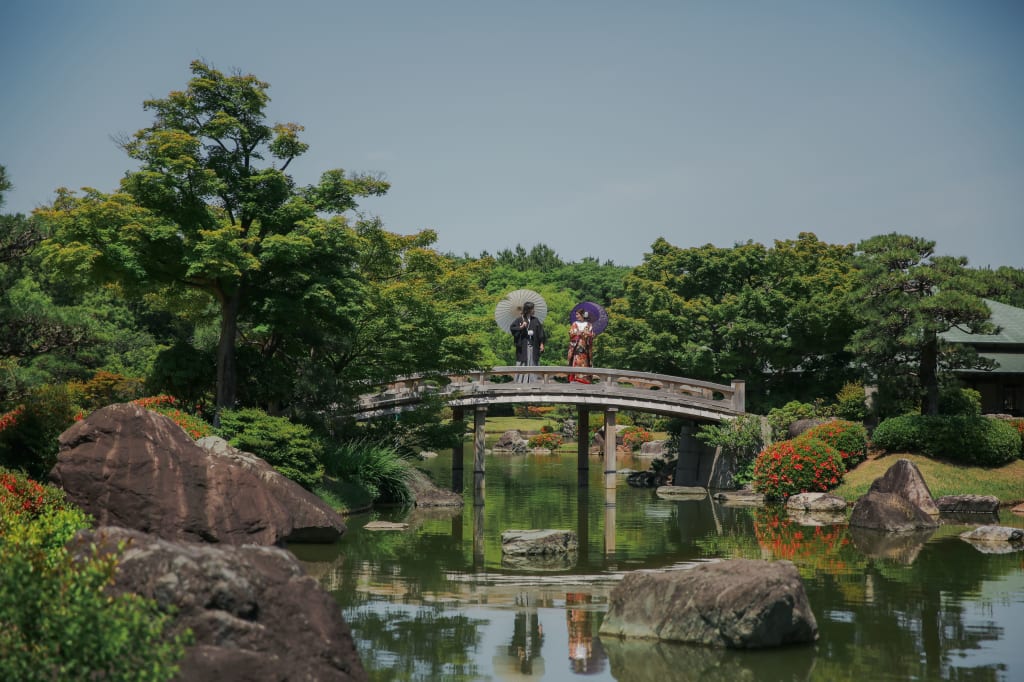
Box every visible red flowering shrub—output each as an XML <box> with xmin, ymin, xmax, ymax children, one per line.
<box><xmin>621</xmin><ymin>426</ymin><xmax>654</xmax><ymax>451</ymax></box>
<box><xmin>752</xmin><ymin>438</ymin><xmax>844</xmax><ymax>500</ymax></box>
<box><xmin>753</xmin><ymin>509</ymin><xmax>855</xmax><ymax>574</ymax></box>
<box><xmin>0</xmin><ymin>405</ymin><xmax>25</xmax><ymax>434</ymax></box>
<box><xmin>0</xmin><ymin>470</ymin><xmax>46</xmax><ymax>517</ymax></box>
<box><xmin>131</xmin><ymin>395</ymin><xmax>213</xmax><ymax>440</ymax></box>
<box><xmin>797</xmin><ymin>420</ymin><xmax>868</xmax><ymax>470</ymax></box>
<box><xmin>528</xmin><ymin>432</ymin><xmax>563</xmax><ymax>450</ymax></box>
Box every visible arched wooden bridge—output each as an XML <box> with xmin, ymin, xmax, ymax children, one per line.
<box><xmin>353</xmin><ymin>366</ymin><xmax>745</xmax><ymax>493</ymax></box>
<box><xmin>352</xmin><ymin>366</ymin><xmax>745</xmax><ymax>422</ymax></box>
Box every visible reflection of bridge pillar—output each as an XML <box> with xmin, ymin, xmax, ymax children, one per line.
<box><xmin>473</xmin><ymin>406</ymin><xmax>487</xmax><ymax>499</ymax></box>
<box><xmin>473</xmin><ymin>496</ymin><xmax>485</xmax><ymax>568</ymax></box>
<box><xmin>452</xmin><ymin>407</ymin><xmax>465</xmax><ymax>493</ymax></box>
<box><xmin>603</xmin><ymin>407</ymin><xmax>617</xmax><ymax>489</ymax></box>
<box><xmin>604</xmin><ymin>485</ymin><xmax>616</xmax><ymax>556</ymax></box>
<box><xmin>577</xmin><ymin>485</ymin><xmax>589</xmax><ymax>563</ymax></box>
<box><xmin>577</xmin><ymin>406</ymin><xmax>589</xmax><ymax>487</ymax></box>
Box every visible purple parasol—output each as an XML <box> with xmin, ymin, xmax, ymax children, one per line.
<box><xmin>569</xmin><ymin>301</ymin><xmax>608</xmax><ymax>334</ymax></box>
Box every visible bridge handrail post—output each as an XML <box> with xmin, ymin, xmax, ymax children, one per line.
<box><xmin>731</xmin><ymin>379</ymin><xmax>745</xmax><ymax>412</ymax></box>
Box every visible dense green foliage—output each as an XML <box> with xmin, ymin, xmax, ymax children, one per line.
<box><xmin>752</xmin><ymin>438</ymin><xmax>845</xmax><ymax>500</ymax></box>
<box><xmin>696</xmin><ymin>414</ymin><xmax>767</xmax><ymax>487</ymax></box>
<box><xmin>848</xmin><ymin>233</ymin><xmax>998</xmax><ymax>417</ymax></box>
<box><xmin>0</xmin><ymin>384</ymin><xmax>78</xmax><ymax>479</ymax></box>
<box><xmin>872</xmin><ymin>414</ymin><xmax>1021</xmax><ymax>465</ymax></box>
<box><xmin>0</xmin><ymin>470</ymin><xmax>188</xmax><ymax>680</ymax></box>
<box><xmin>601</xmin><ymin>233</ymin><xmax>858</xmax><ymax>412</ymax></box>
<box><xmin>321</xmin><ymin>440</ymin><xmax>412</xmax><ymax>506</ymax></box>
<box><xmin>216</xmin><ymin>408</ymin><xmax>324</xmax><ymax>489</ymax></box>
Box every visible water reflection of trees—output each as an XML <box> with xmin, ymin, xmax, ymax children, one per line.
<box><xmin>344</xmin><ymin>604</ymin><xmax>484</xmax><ymax>681</ymax></box>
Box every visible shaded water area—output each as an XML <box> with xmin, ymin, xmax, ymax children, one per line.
<box><xmin>291</xmin><ymin>448</ymin><xmax>1024</xmax><ymax>682</ymax></box>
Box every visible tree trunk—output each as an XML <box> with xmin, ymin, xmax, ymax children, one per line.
<box><xmin>215</xmin><ymin>288</ymin><xmax>242</xmax><ymax>425</ymax></box>
<box><xmin>920</xmin><ymin>332</ymin><xmax>939</xmax><ymax>416</ymax></box>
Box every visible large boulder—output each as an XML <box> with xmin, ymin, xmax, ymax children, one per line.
<box><xmin>866</xmin><ymin>458</ymin><xmax>940</xmax><ymax>516</ymax></box>
<box><xmin>599</xmin><ymin>559</ymin><xmax>818</xmax><ymax>649</ymax></box>
<box><xmin>849</xmin><ymin>491</ymin><xmax>940</xmax><ymax>533</ymax></box>
<box><xmin>493</xmin><ymin>429</ymin><xmax>528</xmax><ymax>452</ymax></box>
<box><xmin>406</xmin><ymin>468</ymin><xmax>463</xmax><ymax>508</ymax></box>
<box><xmin>50</xmin><ymin>404</ymin><xmax>346</xmax><ymax>546</ymax></box>
<box><xmin>70</xmin><ymin>527</ymin><xmax>366</xmax><ymax>681</ymax></box>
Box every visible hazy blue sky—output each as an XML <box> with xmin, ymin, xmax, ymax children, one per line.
<box><xmin>2</xmin><ymin>0</ymin><xmax>1022</xmax><ymax>267</ymax></box>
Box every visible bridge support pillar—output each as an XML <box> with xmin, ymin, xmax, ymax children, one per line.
<box><xmin>577</xmin><ymin>406</ymin><xmax>589</xmax><ymax>486</ymax></box>
<box><xmin>451</xmin><ymin>407</ymin><xmax>464</xmax><ymax>493</ymax></box>
<box><xmin>473</xmin><ymin>406</ymin><xmax>487</xmax><ymax>500</ymax></box>
<box><xmin>603</xmin><ymin>407</ymin><xmax>618</xmax><ymax>489</ymax></box>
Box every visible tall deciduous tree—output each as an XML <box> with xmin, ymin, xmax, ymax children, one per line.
<box><xmin>39</xmin><ymin>61</ymin><xmax>387</xmax><ymax>419</ymax></box>
<box><xmin>847</xmin><ymin>233</ymin><xmax>996</xmax><ymax>416</ymax></box>
<box><xmin>601</xmin><ymin>233</ymin><xmax>858</xmax><ymax>411</ymax></box>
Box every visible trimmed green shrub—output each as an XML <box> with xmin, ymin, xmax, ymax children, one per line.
<box><xmin>870</xmin><ymin>415</ymin><xmax>925</xmax><ymax>453</ymax></box>
<box><xmin>321</xmin><ymin>439</ymin><xmax>411</xmax><ymax>505</ymax></box>
<box><xmin>752</xmin><ymin>438</ymin><xmax>844</xmax><ymax>500</ymax></box>
<box><xmin>798</xmin><ymin>420</ymin><xmax>868</xmax><ymax>471</ymax></box>
<box><xmin>0</xmin><ymin>470</ymin><xmax>189</xmax><ymax>680</ymax></box>
<box><xmin>872</xmin><ymin>414</ymin><xmax>1021</xmax><ymax>466</ymax></box>
<box><xmin>834</xmin><ymin>382</ymin><xmax>868</xmax><ymax>421</ymax></box>
<box><xmin>216</xmin><ymin>408</ymin><xmax>324</xmax><ymax>489</ymax></box>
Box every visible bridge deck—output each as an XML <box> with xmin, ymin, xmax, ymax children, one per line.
<box><xmin>352</xmin><ymin>366</ymin><xmax>744</xmax><ymax>423</ymax></box>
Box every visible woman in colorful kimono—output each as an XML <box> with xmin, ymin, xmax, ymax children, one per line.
<box><xmin>567</xmin><ymin>309</ymin><xmax>594</xmax><ymax>383</ymax></box>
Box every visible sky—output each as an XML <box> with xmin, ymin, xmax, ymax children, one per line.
<box><xmin>2</xmin><ymin>0</ymin><xmax>1022</xmax><ymax>268</ymax></box>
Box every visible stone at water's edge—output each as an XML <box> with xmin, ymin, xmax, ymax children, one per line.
<box><xmin>599</xmin><ymin>559</ymin><xmax>818</xmax><ymax>649</ymax></box>
<box><xmin>960</xmin><ymin>525</ymin><xmax>1024</xmax><ymax>544</ymax></box>
<box><xmin>50</xmin><ymin>403</ymin><xmax>346</xmax><ymax>546</ymax></box>
<box><xmin>656</xmin><ymin>485</ymin><xmax>708</xmax><ymax>499</ymax></box>
<box><xmin>70</xmin><ymin>526</ymin><xmax>367</xmax><ymax>682</ymax></box>
<box><xmin>849</xmin><ymin>491</ymin><xmax>939</xmax><ymax>532</ymax></box>
<box><xmin>786</xmin><ymin>492</ymin><xmax>848</xmax><ymax>512</ymax></box>
<box><xmin>867</xmin><ymin>458</ymin><xmax>940</xmax><ymax>516</ymax></box>
<box><xmin>936</xmin><ymin>494</ymin><xmax>1000</xmax><ymax>514</ymax></box>
<box><xmin>1013</xmin><ymin>503</ymin><xmax>1024</xmax><ymax>515</ymax></box>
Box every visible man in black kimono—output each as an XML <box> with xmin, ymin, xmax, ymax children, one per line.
<box><xmin>510</xmin><ymin>301</ymin><xmax>545</xmax><ymax>382</ymax></box>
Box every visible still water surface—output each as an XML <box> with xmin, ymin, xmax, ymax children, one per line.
<box><xmin>291</xmin><ymin>449</ymin><xmax>1024</xmax><ymax>682</ymax></box>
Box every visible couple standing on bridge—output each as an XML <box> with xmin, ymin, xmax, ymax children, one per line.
<box><xmin>510</xmin><ymin>301</ymin><xmax>595</xmax><ymax>383</ymax></box>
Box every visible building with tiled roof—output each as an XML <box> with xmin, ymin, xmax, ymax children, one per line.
<box><xmin>941</xmin><ymin>299</ymin><xmax>1024</xmax><ymax>415</ymax></box>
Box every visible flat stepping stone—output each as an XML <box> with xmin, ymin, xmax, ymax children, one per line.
<box><xmin>656</xmin><ymin>486</ymin><xmax>708</xmax><ymax>499</ymax></box>
<box><xmin>364</xmin><ymin>521</ymin><xmax>409</xmax><ymax>531</ymax></box>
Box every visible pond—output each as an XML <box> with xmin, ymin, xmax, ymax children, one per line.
<box><xmin>290</xmin><ymin>448</ymin><xmax>1024</xmax><ymax>682</ymax></box>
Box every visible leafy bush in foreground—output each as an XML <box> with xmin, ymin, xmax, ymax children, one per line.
<box><xmin>321</xmin><ymin>439</ymin><xmax>411</xmax><ymax>506</ymax></box>
<box><xmin>798</xmin><ymin>420</ymin><xmax>868</xmax><ymax>471</ymax></box>
<box><xmin>0</xmin><ymin>469</ymin><xmax>188</xmax><ymax>680</ymax></box>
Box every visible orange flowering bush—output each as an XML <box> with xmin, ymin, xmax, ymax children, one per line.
<box><xmin>131</xmin><ymin>395</ymin><xmax>213</xmax><ymax>440</ymax></box>
<box><xmin>797</xmin><ymin>420</ymin><xmax>868</xmax><ymax>470</ymax></box>
<box><xmin>0</xmin><ymin>405</ymin><xmax>25</xmax><ymax>434</ymax></box>
<box><xmin>622</xmin><ymin>426</ymin><xmax>654</xmax><ymax>451</ymax></box>
<box><xmin>528</xmin><ymin>432</ymin><xmax>563</xmax><ymax>450</ymax></box>
<box><xmin>0</xmin><ymin>470</ymin><xmax>47</xmax><ymax>517</ymax></box>
<box><xmin>752</xmin><ymin>438</ymin><xmax>844</xmax><ymax>500</ymax></box>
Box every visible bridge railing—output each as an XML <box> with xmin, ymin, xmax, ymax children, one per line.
<box><xmin>355</xmin><ymin>366</ymin><xmax>744</xmax><ymax>415</ymax></box>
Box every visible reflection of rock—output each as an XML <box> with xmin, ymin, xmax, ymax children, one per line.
<box><xmin>939</xmin><ymin>511</ymin><xmax>999</xmax><ymax>526</ymax></box>
<box><xmin>364</xmin><ymin>521</ymin><xmax>408</xmax><ymax>531</ymax></box>
<box><xmin>501</xmin><ymin>553</ymin><xmax>578</xmax><ymax>571</ymax></box>
<box><xmin>866</xmin><ymin>458</ymin><xmax>940</xmax><ymax>516</ymax></box>
<box><xmin>656</xmin><ymin>486</ymin><xmax>707</xmax><ymax>499</ymax></box>
<box><xmin>501</xmin><ymin>529</ymin><xmax>578</xmax><ymax>556</ymax></box>
<box><xmin>713</xmin><ymin>491</ymin><xmax>766</xmax><ymax>507</ymax></box>
<box><xmin>602</xmin><ymin>637</ymin><xmax>816</xmax><ymax>682</ymax></box>
<box><xmin>786</xmin><ymin>492</ymin><xmax>847</xmax><ymax>513</ymax></box>
<box><xmin>850</xmin><ymin>491</ymin><xmax>939</xmax><ymax>533</ymax></box>
<box><xmin>849</xmin><ymin>525</ymin><xmax>934</xmax><ymax>564</ymax></box>
<box><xmin>936</xmin><ymin>494</ymin><xmax>999</xmax><ymax>514</ymax></box>
<box><xmin>787</xmin><ymin>510</ymin><xmax>847</xmax><ymax>527</ymax></box>
<box><xmin>599</xmin><ymin>559</ymin><xmax>817</xmax><ymax>648</ymax></box>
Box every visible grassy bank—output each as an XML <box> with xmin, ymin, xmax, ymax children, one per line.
<box><xmin>832</xmin><ymin>453</ymin><xmax>1024</xmax><ymax>506</ymax></box>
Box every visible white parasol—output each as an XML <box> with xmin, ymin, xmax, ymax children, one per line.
<box><xmin>494</xmin><ymin>289</ymin><xmax>548</xmax><ymax>332</ymax></box>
